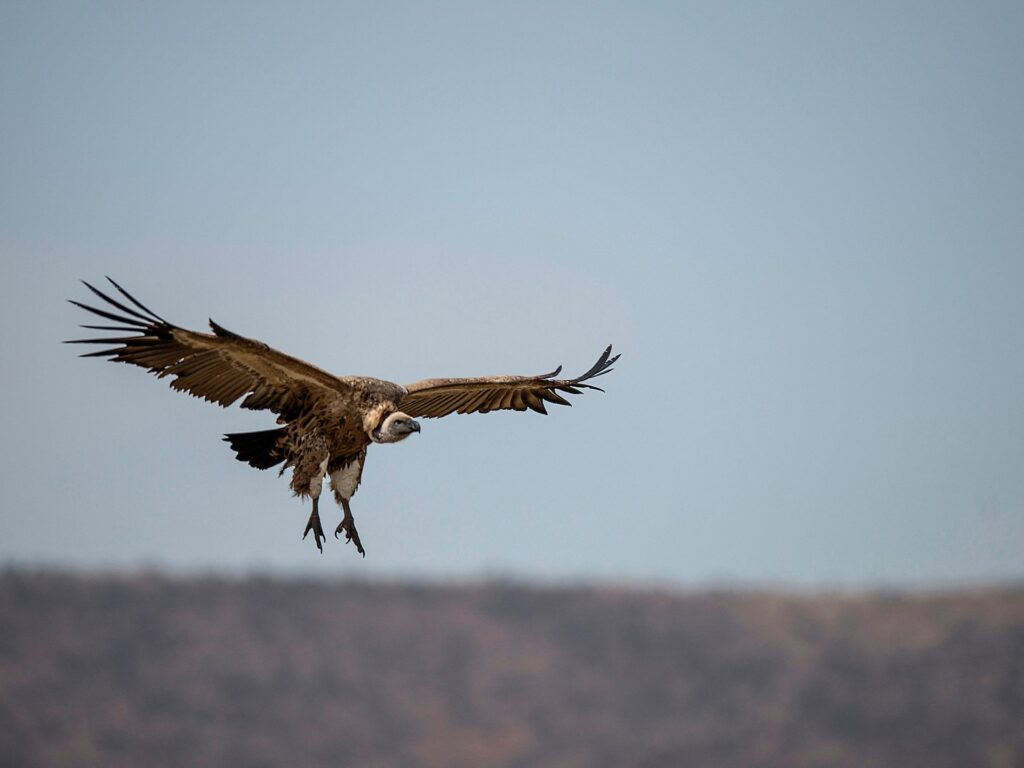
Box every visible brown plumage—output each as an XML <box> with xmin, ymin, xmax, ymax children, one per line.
<box><xmin>67</xmin><ymin>278</ymin><xmax>618</xmax><ymax>556</ymax></box>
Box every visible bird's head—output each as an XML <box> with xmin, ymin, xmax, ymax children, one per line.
<box><xmin>372</xmin><ymin>411</ymin><xmax>421</xmax><ymax>443</ymax></box>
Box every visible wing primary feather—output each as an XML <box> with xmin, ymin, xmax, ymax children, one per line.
<box><xmin>64</xmin><ymin>336</ymin><xmax>149</xmax><ymax>345</ymax></box>
<box><xmin>104</xmin><ymin>276</ymin><xmax>171</xmax><ymax>324</ymax></box>
<box><xmin>208</xmin><ymin>319</ymin><xmax>240</xmax><ymax>339</ymax></box>
<box><xmin>81</xmin><ymin>281</ymin><xmax>163</xmax><ymax>326</ymax></box>
<box><xmin>67</xmin><ymin>300</ymin><xmax>149</xmax><ymax>328</ymax></box>
<box><xmin>524</xmin><ymin>392</ymin><xmax>548</xmax><ymax>414</ymax></box>
<box><xmin>538</xmin><ymin>389</ymin><xmax>572</xmax><ymax>407</ymax></box>
<box><xmin>570</xmin><ymin>345</ymin><xmax>615</xmax><ymax>383</ymax></box>
<box><xmin>78</xmin><ymin>348</ymin><xmax>126</xmax><ymax>358</ymax></box>
<box><xmin>78</xmin><ymin>324</ymin><xmax>149</xmax><ymax>333</ymax></box>
<box><xmin>591</xmin><ymin>363</ymin><xmax>619</xmax><ymax>377</ymax></box>
<box><xmin>535</xmin><ymin>364</ymin><xmax>563</xmax><ymax>379</ymax></box>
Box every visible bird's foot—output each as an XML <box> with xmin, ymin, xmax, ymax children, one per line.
<box><xmin>303</xmin><ymin>500</ymin><xmax>326</xmax><ymax>553</ymax></box>
<box><xmin>335</xmin><ymin>513</ymin><xmax>365</xmax><ymax>557</ymax></box>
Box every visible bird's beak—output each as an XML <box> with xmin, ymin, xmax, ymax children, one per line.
<box><xmin>410</xmin><ymin>420</ymin><xmax>421</xmax><ymax>433</ymax></box>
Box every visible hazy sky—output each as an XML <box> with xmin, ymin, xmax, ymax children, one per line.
<box><xmin>2</xmin><ymin>1</ymin><xmax>1022</xmax><ymax>586</ymax></box>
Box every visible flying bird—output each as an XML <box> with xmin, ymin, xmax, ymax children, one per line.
<box><xmin>67</xmin><ymin>278</ymin><xmax>618</xmax><ymax>556</ymax></box>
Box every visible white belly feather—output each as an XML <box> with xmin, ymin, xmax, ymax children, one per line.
<box><xmin>330</xmin><ymin>460</ymin><xmax>362</xmax><ymax>501</ymax></box>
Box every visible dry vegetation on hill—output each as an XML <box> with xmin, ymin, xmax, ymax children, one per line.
<box><xmin>1</xmin><ymin>571</ymin><xmax>1022</xmax><ymax>767</ymax></box>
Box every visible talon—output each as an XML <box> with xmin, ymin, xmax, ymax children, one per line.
<box><xmin>347</xmin><ymin>526</ymin><xmax>365</xmax><ymax>557</ymax></box>
<box><xmin>335</xmin><ymin>502</ymin><xmax>366</xmax><ymax>557</ymax></box>
<box><xmin>304</xmin><ymin>499</ymin><xmax>326</xmax><ymax>553</ymax></box>
<box><xmin>303</xmin><ymin>520</ymin><xmax>324</xmax><ymax>553</ymax></box>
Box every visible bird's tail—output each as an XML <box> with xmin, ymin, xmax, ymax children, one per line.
<box><xmin>223</xmin><ymin>428</ymin><xmax>286</xmax><ymax>470</ymax></box>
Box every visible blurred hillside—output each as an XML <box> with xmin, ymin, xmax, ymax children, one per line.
<box><xmin>1</xmin><ymin>571</ymin><xmax>1022</xmax><ymax>767</ymax></box>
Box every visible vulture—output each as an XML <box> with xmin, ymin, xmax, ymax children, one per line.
<box><xmin>67</xmin><ymin>278</ymin><xmax>618</xmax><ymax>556</ymax></box>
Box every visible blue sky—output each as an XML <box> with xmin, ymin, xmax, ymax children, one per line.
<box><xmin>2</xmin><ymin>1</ymin><xmax>1022</xmax><ymax>585</ymax></box>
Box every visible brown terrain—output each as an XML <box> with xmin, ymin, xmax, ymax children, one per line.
<box><xmin>0</xmin><ymin>571</ymin><xmax>1022</xmax><ymax>767</ymax></box>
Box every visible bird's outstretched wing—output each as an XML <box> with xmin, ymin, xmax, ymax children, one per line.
<box><xmin>399</xmin><ymin>345</ymin><xmax>618</xmax><ymax>418</ymax></box>
<box><xmin>66</xmin><ymin>278</ymin><xmax>351</xmax><ymax>421</ymax></box>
